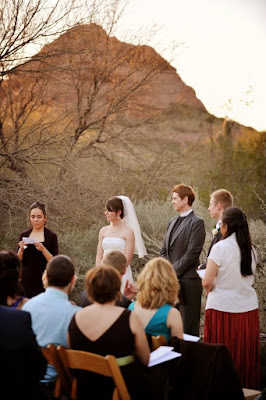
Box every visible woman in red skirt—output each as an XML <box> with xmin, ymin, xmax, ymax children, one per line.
<box><xmin>202</xmin><ymin>207</ymin><xmax>260</xmax><ymax>389</ymax></box>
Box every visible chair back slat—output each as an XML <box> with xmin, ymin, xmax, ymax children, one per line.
<box><xmin>41</xmin><ymin>345</ymin><xmax>54</xmax><ymax>364</ymax></box>
<box><xmin>40</xmin><ymin>344</ymin><xmax>71</xmax><ymax>398</ymax></box>
<box><xmin>59</xmin><ymin>348</ymin><xmax>111</xmax><ymax>376</ymax></box>
<box><xmin>151</xmin><ymin>335</ymin><xmax>167</xmax><ymax>350</ymax></box>
<box><xmin>57</xmin><ymin>346</ymin><xmax>130</xmax><ymax>400</ymax></box>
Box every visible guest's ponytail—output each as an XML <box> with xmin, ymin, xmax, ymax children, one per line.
<box><xmin>222</xmin><ymin>207</ymin><xmax>253</xmax><ymax>277</ymax></box>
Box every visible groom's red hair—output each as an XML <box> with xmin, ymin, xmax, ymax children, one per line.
<box><xmin>172</xmin><ymin>184</ymin><xmax>195</xmax><ymax>206</ymax></box>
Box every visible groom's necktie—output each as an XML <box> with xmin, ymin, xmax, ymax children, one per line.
<box><xmin>169</xmin><ymin>216</ymin><xmax>185</xmax><ymax>243</ymax></box>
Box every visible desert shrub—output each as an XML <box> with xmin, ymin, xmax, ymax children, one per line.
<box><xmin>1</xmin><ymin>194</ymin><xmax>265</xmax><ymax>333</ymax></box>
<box><xmin>249</xmin><ymin>219</ymin><xmax>266</xmax><ymax>333</ymax></box>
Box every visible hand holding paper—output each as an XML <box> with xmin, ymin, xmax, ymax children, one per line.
<box><xmin>196</xmin><ymin>269</ymin><xmax>205</xmax><ymax>279</ymax></box>
<box><xmin>22</xmin><ymin>237</ymin><xmax>36</xmax><ymax>244</ymax></box>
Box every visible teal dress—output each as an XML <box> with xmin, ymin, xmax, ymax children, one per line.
<box><xmin>128</xmin><ymin>302</ymin><xmax>172</xmax><ymax>341</ymax></box>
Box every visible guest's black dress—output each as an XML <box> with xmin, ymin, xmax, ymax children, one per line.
<box><xmin>68</xmin><ymin>309</ymin><xmax>168</xmax><ymax>400</ymax></box>
<box><xmin>18</xmin><ymin>227</ymin><xmax>58</xmax><ymax>298</ymax></box>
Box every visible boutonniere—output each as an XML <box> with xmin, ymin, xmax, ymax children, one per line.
<box><xmin>212</xmin><ymin>228</ymin><xmax>219</xmax><ymax>237</ymax></box>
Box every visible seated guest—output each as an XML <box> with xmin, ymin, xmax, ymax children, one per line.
<box><xmin>168</xmin><ymin>336</ymin><xmax>244</xmax><ymax>400</ymax></box>
<box><xmin>2</xmin><ymin>252</ymin><xmax>29</xmax><ymax>309</ymax></box>
<box><xmin>0</xmin><ymin>250</ymin><xmax>47</xmax><ymax>400</ymax></box>
<box><xmin>23</xmin><ymin>254</ymin><xmax>81</xmax><ymax>388</ymax></box>
<box><xmin>68</xmin><ymin>265</ymin><xmax>167</xmax><ymax>400</ymax></box>
<box><xmin>7</xmin><ymin>288</ymin><xmax>28</xmax><ymax>309</ymax></box>
<box><xmin>129</xmin><ymin>257</ymin><xmax>183</xmax><ymax>341</ymax></box>
<box><xmin>79</xmin><ymin>250</ymin><xmax>138</xmax><ymax>308</ymax></box>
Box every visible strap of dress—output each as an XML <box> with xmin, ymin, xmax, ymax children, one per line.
<box><xmin>11</xmin><ymin>296</ymin><xmax>25</xmax><ymax>308</ymax></box>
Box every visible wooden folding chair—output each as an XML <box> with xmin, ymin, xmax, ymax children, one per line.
<box><xmin>151</xmin><ymin>335</ymin><xmax>167</xmax><ymax>350</ymax></box>
<box><xmin>57</xmin><ymin>346</ymin><xmax>130</xmax><ymax>400</ymax></box>
<box><xmin>41</xmin><ymin>344</ymin><xmax>71</xmax><ymax>399</ymax></box>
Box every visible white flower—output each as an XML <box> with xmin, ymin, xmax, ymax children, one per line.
<box><xmin>212</xmin><ymin>228</ymin><xmax>219</xmax><ymax>237</ymax></box>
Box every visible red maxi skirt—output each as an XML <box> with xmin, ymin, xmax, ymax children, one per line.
<box><xmin>204</xmin><ymin>308</ymin><xmax>260</xmax><ymax>389</ymax></box>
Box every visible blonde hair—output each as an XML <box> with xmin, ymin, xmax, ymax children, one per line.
<box><xmin>211</xmin><ymin>189</ymin><xmax>233</xmax><ymax>209</ymax></box>
<box><xmin>102</xmin><ymin>250</ymin><xmax>127</xmax><ymax>275</ymax></box>
<box><xmin>136</xmin><ymin>257</ymin><xmax>180</xmax><ymax>309</ymax></box>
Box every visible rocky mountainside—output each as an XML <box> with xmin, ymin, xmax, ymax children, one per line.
<box><xmin>2</xmin><ymin>23</ymin><xmax>260</xmax><ymax>149</ymax></box>
<box><xmin>17</xmin><ymin>23</ymin><xmax>205</xmax><ymax>115</ymax></box>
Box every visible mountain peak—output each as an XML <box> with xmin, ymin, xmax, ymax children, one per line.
<box><xmin>34</xmin><ymin>23</ymin><xmax>205</xmax><ymax>112</ymax></box>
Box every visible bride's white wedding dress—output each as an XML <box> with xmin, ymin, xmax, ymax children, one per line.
<box><xmin>102</xmin><ymin>237</ymin><xmax>134</xmax><ymax>292</ymax></box>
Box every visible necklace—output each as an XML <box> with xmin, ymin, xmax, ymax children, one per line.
<box><xmin>109</xmin><ymin>221</ymin><xmax>122</xmax><ymax>233</ymax></box>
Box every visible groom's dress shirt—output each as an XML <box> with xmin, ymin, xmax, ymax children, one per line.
<box><xmin>216</xmin><ymin>220</ymin><xmax>221</xmax><ymax>230</ymax></box>
<box><xmin>160</xmin><ymin>210</ymin><xmax>205</xmax><ymax>336</ymax></box>
<box><xmin>180</xmin><ymin>209</ymin><xmax>193</xmax><ymax>217</ymax></box>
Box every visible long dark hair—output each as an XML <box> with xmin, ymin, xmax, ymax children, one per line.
<box><xmin>0</xmin><ymin>250</ymin><xmax>25</xmax><ymax>305</ymax></box>
<box><xmin>222</xmin><ymin>207</ymin><xmax>253</xmax><ymax>277</ymax></box>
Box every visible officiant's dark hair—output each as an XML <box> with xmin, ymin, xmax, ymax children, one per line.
<box><xmin>106</xmin><ymin>197</ymin><xmax>124</xmax><ymax>218</ymax></box>
<box><xmin>172</xmin><ymin>184</ymin><xmax>195</xmax><ymax>206</ymax></box>
<box><xmin>29</xmin><ymin>201</ymin><xmax>47</xmax><ymax>218</ymax></box>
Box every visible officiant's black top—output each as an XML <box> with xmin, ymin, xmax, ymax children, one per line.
<box><xmin>18</xmin><ymin>227</ymin><xmax>58</xmax><ymax>298</ymax></box>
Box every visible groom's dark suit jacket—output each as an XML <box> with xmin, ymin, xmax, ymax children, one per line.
<box><xmin>160</xmin><ymin>211</ymin><xmax>205</xmax><ymax>279</ymax></box>
<box><xmin>160</xmin><ymin>210</ymin><xmax>205</xmax><ymax>335</ymax></box>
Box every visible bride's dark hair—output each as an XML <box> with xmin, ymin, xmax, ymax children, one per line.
<box><xmin>105</xmin><ymin>197</ymin><xmax>124</xmax><ymax>218</ymax></box>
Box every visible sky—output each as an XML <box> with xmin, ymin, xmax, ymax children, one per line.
<box><xmin>115</xmin><ymin>0</ymin><xmax>266</xmax><ymax>132</ymax></box>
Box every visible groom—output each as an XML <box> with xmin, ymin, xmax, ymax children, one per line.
<box><xmin>160</xmin><ymin>184</ymin><xmax>205</xmax><ymax>336</ymax></box>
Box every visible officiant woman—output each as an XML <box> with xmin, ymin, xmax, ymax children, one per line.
<box><xmin>17</xmin><ymin>201</ymin><xmax>58</xmax><ymax>298</ymax></box>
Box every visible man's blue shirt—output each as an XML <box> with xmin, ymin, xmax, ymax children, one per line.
<box><xmin>23</xmin><ymin>287</ymin><xmax>81</xmax><ymax>382</ymax></box>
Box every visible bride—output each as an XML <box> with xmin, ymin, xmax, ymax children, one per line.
<box><xmin>96</xmin><ymin>196</ymin><xmax>147</xmax><ymax>291</ymax></box>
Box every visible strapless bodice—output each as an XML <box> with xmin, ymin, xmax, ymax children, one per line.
<box><xmin>102</xmin><ymin>237</ymin><xmax>126</xmax><ymax>254</ymax></box>
<box><xmin>102</xmin><ymin>237</ymin><xmax>133</xmax><ymax>290</ymax></box>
